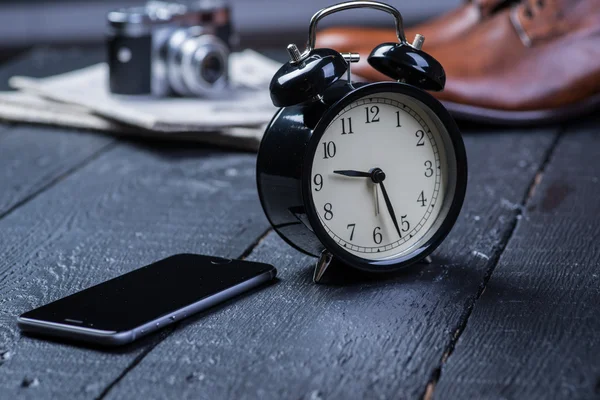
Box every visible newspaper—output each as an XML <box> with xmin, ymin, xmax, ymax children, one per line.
<box><xmin>0</xmin><ymin>91</ymin><xmax>128</xmax><ymax>132</ymax></box>
<box><xmin>0</xmin><ymin>49</ymin><xmax>281</xmax><ymax>150</ymax></box>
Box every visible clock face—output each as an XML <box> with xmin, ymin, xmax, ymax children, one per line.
<box><xmin>309</xmin><ymin>91</ymin><xmax>454</xmax><ymax>261</ymax></box>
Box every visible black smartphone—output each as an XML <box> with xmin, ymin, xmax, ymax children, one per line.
<box><xmin>18</xmin><ymin>254</ymin><xmax>276</xmax><ymax>346</ymax></box>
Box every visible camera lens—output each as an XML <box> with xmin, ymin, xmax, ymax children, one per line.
<box><xmin>184</xmin><ymin>35</ymin><xmax>228</xmax><ymax>96</ymax></box>
<box><xmin>199</xmin><ymin>52</ymin><xmax>224</xmax><ymax>84</ymax></box>
<box><xmin>166</xmin><ymin>30</ymin><xmax>229</xmax><ymax>97</ymax></box>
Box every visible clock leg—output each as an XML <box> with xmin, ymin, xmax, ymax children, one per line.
<box><xmin>313</xmin><ymin>250</ymin><xmax>333</xmax><ymax>283</ymax></box>
<box><xmin>313</xmin><ymin>253</ymin><xmax>434</xmax><ymax>283</ymax></box>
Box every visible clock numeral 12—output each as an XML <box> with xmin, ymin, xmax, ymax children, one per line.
<box><xmin>340</xmin><ymin>117</ymin><xmax>353</xmax><ymax>135</ymax></box>
<box><xmin>396</xmin><ymin>111</ymin><xmax>401</xmax><ymax>127</ymax></box>
<box><xmin>365</xmin><ymin>106</ymin><xmax>380</xmax><ymax>124</ymax></box>
<box><xmin>322</xmin><ymin>141</ymin><xmax>336</xmax><ymax>159</ymax></box>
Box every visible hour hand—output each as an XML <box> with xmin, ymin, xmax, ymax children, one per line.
<box><xmin>333</xmin><ymin>170</ymin><xmax>371</xmax><ymax>178</ymax></box>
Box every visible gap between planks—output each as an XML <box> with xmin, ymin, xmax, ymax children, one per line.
<box><xmin>0</xmin><ymin>139</ymin><xmax>117</xmax><ymax>222</ymax></box>
<box><xmin>95</xmin><ymin>328</ymin><xmax>175</xmax><ymax>400</ymax></box>
<box><xmin>96</xmin><ymin>227</ymin><xmax>274</xmax><ymax>400</ymax></box>
<box><xmin>239</xmin><ymin>228</ymin><xmax>274</xmax><ymax>260</ymax></box>
<box><xmin>422</xmin><ymin>129</ymin><xmax>564</xmax><ymax>400</ymax></box>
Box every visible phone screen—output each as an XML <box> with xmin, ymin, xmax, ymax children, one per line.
<box><xmin>20</xmin><ymin>254</ymin><xmax>274</xmax><ymax>332</ymax></box>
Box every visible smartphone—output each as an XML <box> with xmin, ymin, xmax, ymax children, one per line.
<box><xmin>18</xmin><ymin>254</ymin><xmax>276</xmax><ymax>346</ymax></box>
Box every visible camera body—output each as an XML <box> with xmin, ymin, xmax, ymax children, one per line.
<box><xmin>107</xmin><ymin>1</ymin><xmax>234</xmax><ymax>97</ymax></box>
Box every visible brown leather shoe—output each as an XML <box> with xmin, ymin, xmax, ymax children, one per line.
<box><xmin>434</xmin><ymin>0</ymin><xmax>600</xmax><ymax>124</ymax></box>
<box><xmin>316</xmin><ymin>0</ymin><xmax>517</xmax><ymax>81</ymax></box>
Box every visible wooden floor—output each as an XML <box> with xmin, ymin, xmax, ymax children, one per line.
<box><xmin>0</xmin><ymin>49</ymin><xmax>599</xmax><ymax>400</ymax></box>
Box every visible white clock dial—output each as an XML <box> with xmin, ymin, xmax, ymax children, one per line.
<box><xmin>310</xmin><ymin>92</ymin><xmax>451</xmax><ymax>260</ymax></box>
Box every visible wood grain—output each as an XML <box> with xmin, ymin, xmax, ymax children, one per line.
<box><xmin>0</xmin><ymin>141</ymin><xmax>269</xmax><ymax>398</ymax></box>
<box><xmin>0</xmin><ymin>125</ymin><xmax>113</xmax><ymax>218</ymax></box>
<box><xmin>435</xmin><ymin>118</ymin><xmax>600</xmax><ymax>399</ymax></box>
<box><xmin>102</xmin><ymin>128</ymin><xmax>558</xmax><ymax>400</ymax></box>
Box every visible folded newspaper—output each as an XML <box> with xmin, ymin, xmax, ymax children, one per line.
<box><xmin>0</xmin><ymin>50</ymin><xmax>281</xmax><ymax>151</ymax></box>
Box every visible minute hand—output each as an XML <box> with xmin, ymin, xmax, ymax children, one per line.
<box><xmin>379</xmin><ymin>180</ymin><xmax>402</xmax><ymax>238</ymax></box>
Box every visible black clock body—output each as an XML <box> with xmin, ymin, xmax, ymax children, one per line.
<box><xmin>257</xmin><ymin>80</ymin><xmax>359</xmax><ymax>257</ymax></box>
<box><xmin>256</xmin><ymin>80</ymin><xmax>468</xmax><ymax>271</ymax></box>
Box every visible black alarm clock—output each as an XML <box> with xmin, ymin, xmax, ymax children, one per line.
<box><xmin>256</xmin><ymin>1</ymin><xmax>467</xmax><ymax>283</ymax></box>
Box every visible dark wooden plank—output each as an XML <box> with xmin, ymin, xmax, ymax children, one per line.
<box><xmin>434</xmin><ymin>118</ymin><xmax>600</xmax><ymax>399</ymax></box>
<box><xmin>0</xmin><ymin>47</ymin><xmax>115</xmax><ymax>219</ymax></box>
<box><xmin>101</xmin><ymin>128</ymin><xmax>558</xmax><ymax>400</ymax></box>
<box><xmin>0</xmin><ymin>123</ymin><xmax>10</xmax><ymax>142</ymax></box>
<box><xmin>0</xmin><ymin>125</ymin><xmax>113</xmax><ymax>218</ymax></box>
<box><xmin>0</xmin><ymin>142</ymin><xmax>269</xmax><ymax>398</ymax></box>
<box><xmin>0</xmin><ymin>46</ymin><xmax>103</xmax><ymax>91</ymax></box>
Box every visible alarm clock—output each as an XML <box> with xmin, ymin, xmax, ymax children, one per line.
<box><xmin>256</xmin><ymin>1</ymin><xmax>467</xmax><ymax>283</ymax></box>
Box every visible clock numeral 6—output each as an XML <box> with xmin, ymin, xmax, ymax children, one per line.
<box><xmin>424</xmin><ymin>160</ymin><xmax>434</xmax><ymax>177</ymax></box>
<box><xmin>324</xmin><ymin>203</ymin><xmax>333</xmax><ymax>220</ymax></box>
<box><xmin>340</xmin><ymin>117</ymin><xmax>353</xmax><ymax>135</ymax></box>
<box><xmin>372</xmin><ymin>226</ymin><xmax>382</xmax><ymax>244</ymax></box>
<box><xmin>322</xmin><ymin>141</ymin><xmax>336</xmax><ymax>159</ymax></box>
<box><xmin>365</xmin><ymin>106</ymin><xmax>380</xmax><ymax>124</ymax></box>
<box><xmin>313</xmin><ymin>174</ymin><xmax>323</xmax><ymax>191</ymax></box>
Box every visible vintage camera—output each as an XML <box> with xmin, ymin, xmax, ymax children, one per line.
<box><xmin>107</xmin><ymin>1</ymin><xmax>234</xmax><ymax>97</ymax></box>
